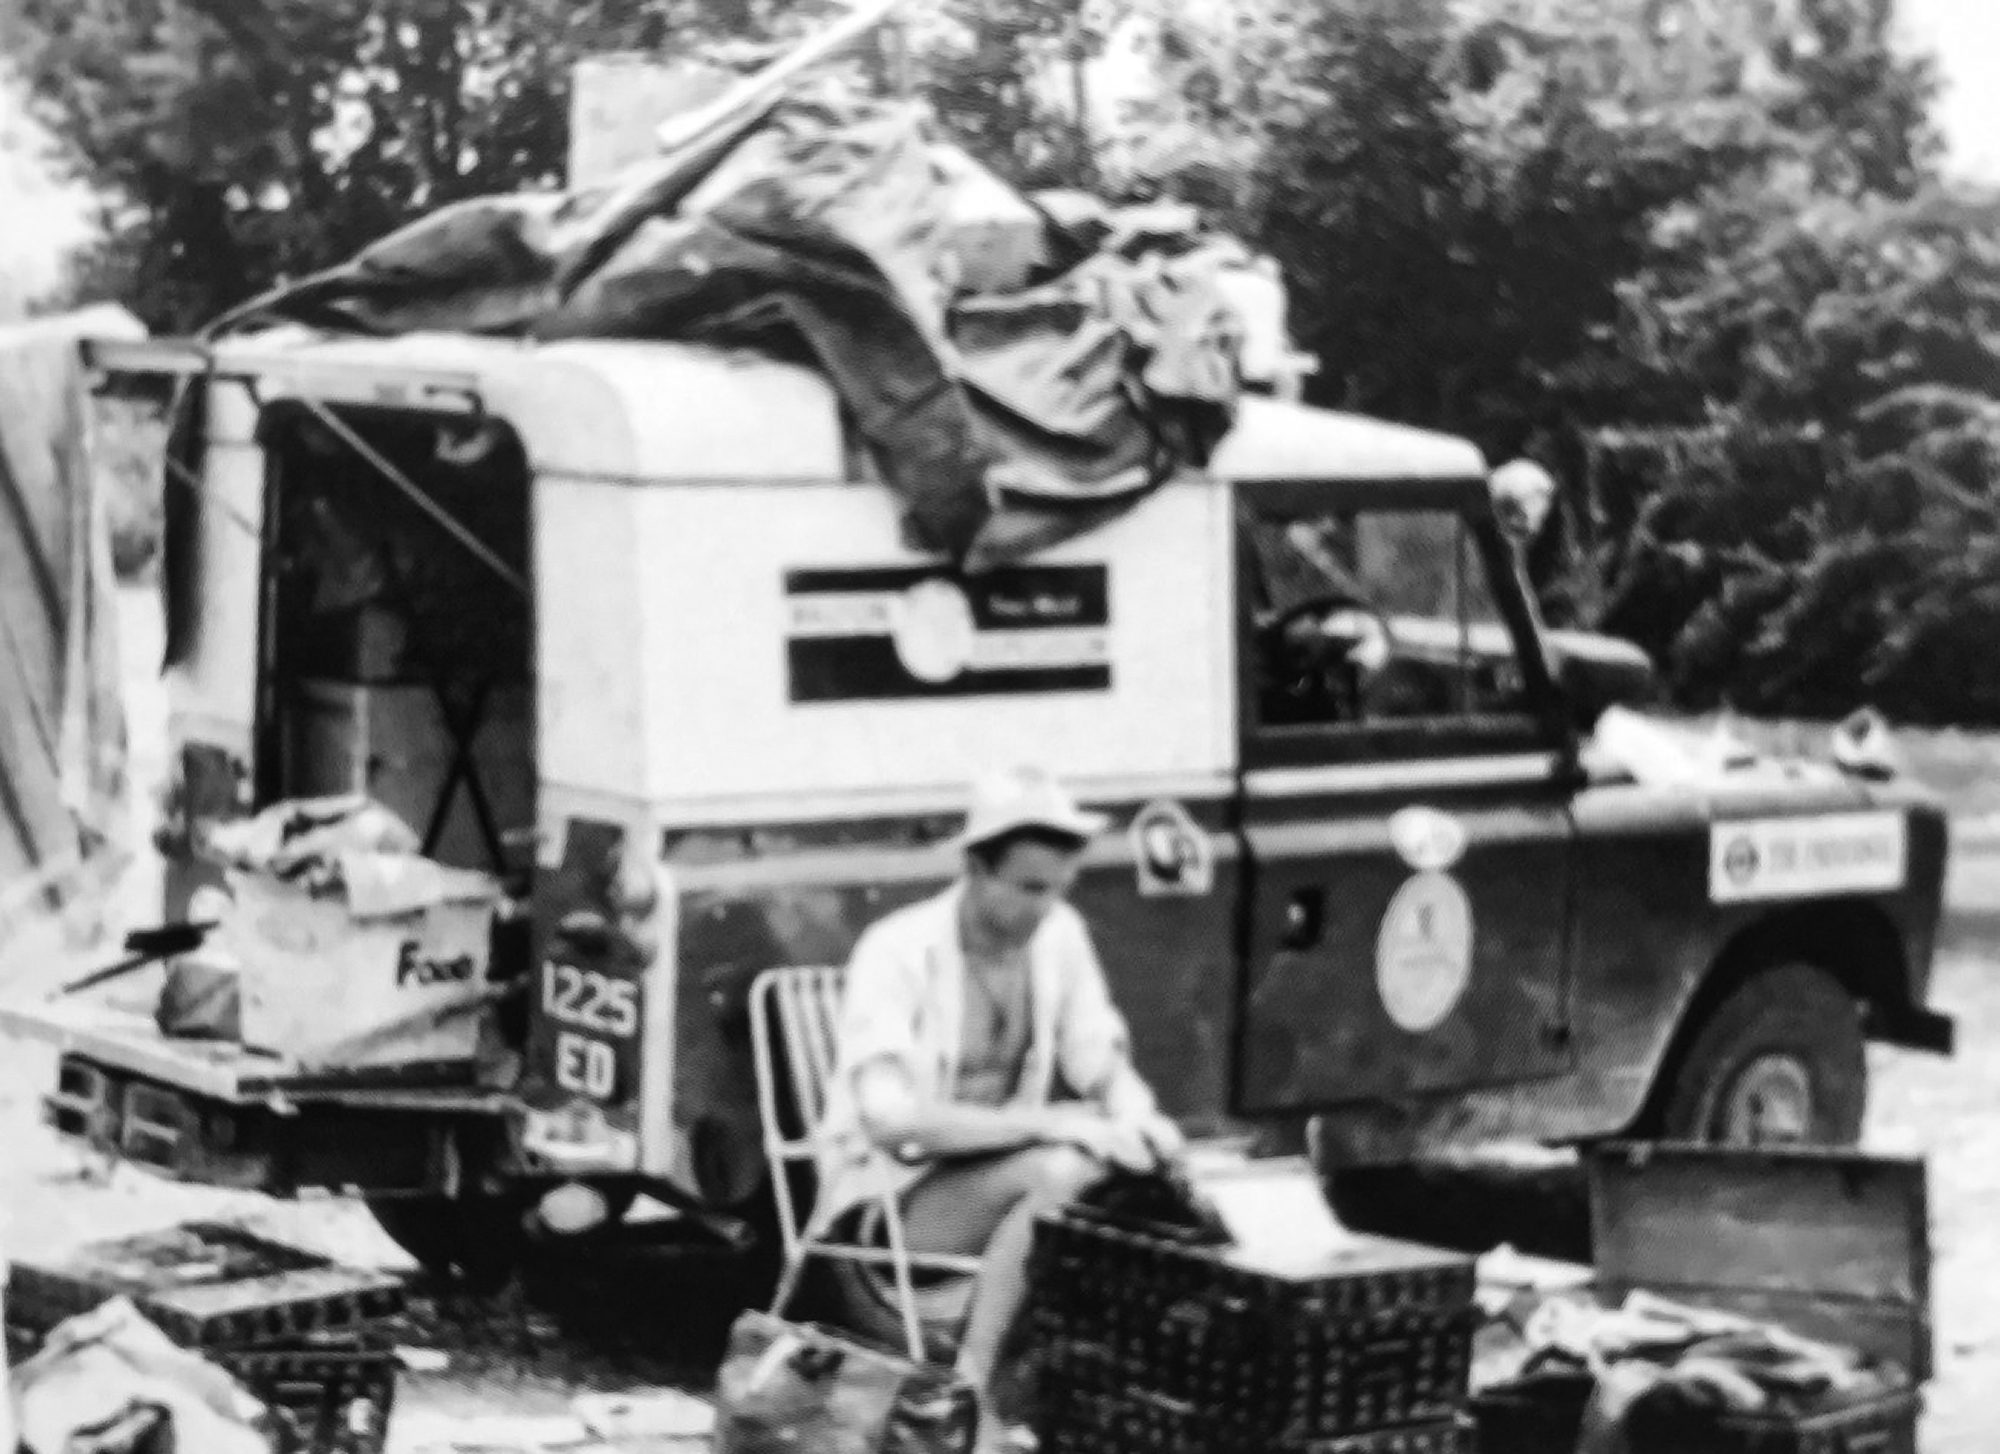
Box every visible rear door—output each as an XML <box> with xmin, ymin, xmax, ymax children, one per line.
<box><xmin>1231</xmin><ymin>484</ymin><xmax>1578</xmax><ymax>1115</ymax></box>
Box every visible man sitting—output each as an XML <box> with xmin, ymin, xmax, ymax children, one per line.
<box><xmin>815</xmin><ymin>766</ymin><xmax>1183</xmax><ymax>1451</ymax></box>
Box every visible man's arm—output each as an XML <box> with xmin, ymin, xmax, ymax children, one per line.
<box><xmin>1053</xmin><ymin>915</ymin><xmax>1184</xmax><ymax>1159</ymax></box>
<box><xmin>854</xmin><ymin>1057</ymin><xmax>1098</xmax><ymax>1160</ymax></box>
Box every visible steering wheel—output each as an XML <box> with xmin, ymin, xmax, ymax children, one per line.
<box><xmin>1256</xmin><ymin>592</ymin><xmax>1395</xmax><ymax>725</ymax></box>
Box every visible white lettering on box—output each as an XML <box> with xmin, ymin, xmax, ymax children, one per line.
<box><xmin>395</xmin><ymin>940</ymin><xmax>477</xmax><ymax>988</ymax></box>
<box><xmin>1709</xmin><ymin>812</ymin><xmax>1907</xmax><ymax>903</ymax></box>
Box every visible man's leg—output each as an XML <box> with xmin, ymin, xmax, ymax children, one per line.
<box><xmin>899</xmin><ymin>1145</ymin><xmax>1106</xmax><ymax>1409</ymax></box>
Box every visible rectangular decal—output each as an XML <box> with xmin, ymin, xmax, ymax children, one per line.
<box><xmin>784</xmin><ymin>564</ymin><xmax>1111</xmax><ymax>702</ymax></box>
<box><xmin>1709</xmin><ymin>812</ymin><xmax>1907</xmax><ymax>903</ymax></box>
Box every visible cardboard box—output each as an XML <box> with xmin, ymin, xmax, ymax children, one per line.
<box><xmin>282</xmin><ymin>679</ymin><xmax>534</xmax><ymax>876</ymax></box>
<box><xmin>223</xmin><ymin>870</ymin><xmax>497</xmax><ymax>1072</ymax></box>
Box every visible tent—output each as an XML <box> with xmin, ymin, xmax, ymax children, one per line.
<box><xmin>0</xmin><ymin>305</ymin><xmax>140</xmax><ymax>942</ymax></box>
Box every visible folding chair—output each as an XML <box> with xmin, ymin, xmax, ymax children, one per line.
<box><xmin>749</xmin><ymin>965</ymin><xmax>982</xmax><ymax>1363</ymax></box>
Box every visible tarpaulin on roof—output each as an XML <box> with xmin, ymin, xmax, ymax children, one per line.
<box><xmin>212</xmin><ymin>88</ymin><xmax>1255</xmax><ymax>567</ymax></box>
<box><xmin>0</xmin><ymin>306</ymin><xmax>137</xmax><ymax>928</ymax></box>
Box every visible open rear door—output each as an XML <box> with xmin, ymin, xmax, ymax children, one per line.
<box><xmin>83</xmin><ymin>335</ymin><xmax>532</xmax><ymax>897</ymax></box>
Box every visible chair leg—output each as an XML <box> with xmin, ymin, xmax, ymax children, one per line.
<box><xmin>876</xmin><ymin>1194</ymin><xmax>928</xmax><ymax>1364</ymax></box>
<box><xmin>770</xmin><ymin>1253</ymin><xmax>810</xmax><ymax>1319</ymax></box>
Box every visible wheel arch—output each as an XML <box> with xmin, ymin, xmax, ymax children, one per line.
<box><xmin>1633</xmin><ymin>898</ymin><xmax>1903</xmax><ymax>1134</ymax></box>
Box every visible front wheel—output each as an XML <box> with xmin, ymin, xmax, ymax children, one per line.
<box><xmin>1655</xmin><ymin>962</ymin><xmax>1867</xmax><ymax>1147</ymax></box>
<box><xmin>365</xmin><ymin>1193</ymin><xmax>536</xmax><ymax>1292</ymax></box>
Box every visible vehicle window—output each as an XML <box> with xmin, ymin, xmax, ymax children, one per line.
<box><xmin>1240</xmin><ymin>503</ymin><xmax>1532</xmax><ymax>737</ymax></box>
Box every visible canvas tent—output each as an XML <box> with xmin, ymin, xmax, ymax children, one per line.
<box><xmin>0</xmin><ymin>306</ymin><xmax>138</xmax><ymax>939</ymax></box>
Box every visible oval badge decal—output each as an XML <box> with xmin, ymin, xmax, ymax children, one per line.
<box><xmin>1375</xmin><ymin>871</ymin><xmax>1475</xmax><ymax>1033</ymax></box>
<box><xmin>1389</xmin><ymin>806</ymin><xmax>1468</xmax><ymax>873</ymax></box>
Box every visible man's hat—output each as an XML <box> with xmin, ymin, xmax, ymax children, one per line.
<box><xmin>955</xmin><ymin>767</ymin><xmax>1108</xmax><ymax>853</ymax></box>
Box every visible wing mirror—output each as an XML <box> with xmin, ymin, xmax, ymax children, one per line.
<box><xmin>1545</xmin><ymin>630</ymin><xmax>1661</xmax><ymax>732</ymax></box>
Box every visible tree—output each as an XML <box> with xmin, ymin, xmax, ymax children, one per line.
<box><xmin>1118</xmin><ymin>0</ymin><xmax>1974</xmax><ymax>721</ymax></box>
<box><xmin>1612</xmin><ymin>186</ymin><xmax>2000</xmax><ymax>722</ymax></box>
<box><xmin>904</xmin><ymin>0</ymin><xmax>1103</xmax><ymax>190</ymax></box>
<box><xmin>4</xmin><ymin>0</ymin><xmax>796</xmax><ymax>329</ymax></box>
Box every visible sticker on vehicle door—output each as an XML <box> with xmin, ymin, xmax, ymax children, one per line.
<box><xmin>1388</xmin><ymin>805</ymin><xmax>1468</xmax><ymax>872</ymax></box>
<box><xmin>1130</xmin><ymin>799</ymin><xmax>1214</xmax><ymax>897</ymax></box>
<box><xmin>784</xmin><ymin>564</ymin><xmax>1111</xmax><ymax>700</ymax></box>
<box><xmin>1376</xmin><ymin>871</ymin><xmax>1475</xmax><ymax>1033</ymax></box>
<box><xmin>1708</xmin><ymin>812</ymin><xmax>1907</xmax><ymax>903</ymax></box>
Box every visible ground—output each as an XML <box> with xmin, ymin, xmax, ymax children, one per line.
<box><xmin>2</xmin><ymin>585</ymin><xmax>1995</xmax><ymax>1450</ymax></box>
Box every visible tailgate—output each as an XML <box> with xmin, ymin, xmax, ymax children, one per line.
<box><xmin>2</xmin><ymin>998</ymin><xmax>508</xmax><ymax>1191</ymax></box>
<box><xmin>0</xmin><ymin>997</ymin><xmax>300</xmax><ymax>1102</ymax></box>
<box><xmin>0</xmin><ymin>997</ymin><xmax>494</xmax><ymax>1103</ymax></box>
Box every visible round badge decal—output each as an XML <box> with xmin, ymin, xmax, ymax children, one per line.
<box><xmin>890</xmin><ymin>578</ymin><xmax>977</xmax><ymax>684</ymax></box>
<box><xmin>1388</xmin><ymin>805</ymin><xmax>1468</xmax><ymax>873</ymax></box>
<box><xmin>1129</xmin><ymin>799</ymin><xmax>1215</xmax><ymax>897</ymax></box>
<box><xmin>1375</xmin><ymin>871</ymin><xmax>1474</xmax><ymax>1033</ymax></box>
<box><xmin>1722</xmin><ymin>834</ymin><xmax>1760</xmax><ymax>888</ymax></box>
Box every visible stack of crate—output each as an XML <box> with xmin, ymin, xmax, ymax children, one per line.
<box><xmin>7</xmin><ymin>1221</ymin><xmax>406</xmax><ymax>1454</ymax></box>
<box><xmin>1027</xmin><ymin>1203</ymin><xmax>1477</xmax><ymax>1454</ymax></box>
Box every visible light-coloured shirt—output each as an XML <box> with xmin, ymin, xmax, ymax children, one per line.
<box><xmin>811</xmin><ymin>882</ymin><xmax>1155</xmax><ymax>1234</ymax></box>
<box><xmin>955</xmin><ymin>947</ymin><xmax>1033</xmax><ymax>1107</ymax></box>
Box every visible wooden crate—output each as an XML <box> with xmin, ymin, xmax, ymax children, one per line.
<box><xmin>1586</xmin><ymin>1143</ymin><xmax>1930</xmax><ymax>1381</ymax></box>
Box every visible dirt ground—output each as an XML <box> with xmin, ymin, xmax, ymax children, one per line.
<box><xmin>3</xmin><ymin>586</ymin><xmax>1997</xmax><ymax>1450</ymax></box>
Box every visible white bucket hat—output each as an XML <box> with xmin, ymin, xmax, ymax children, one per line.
<box><xmin>955</xmin><ymin>766</ymin><xmax>1108</xmax><ymax>853</ymax></box>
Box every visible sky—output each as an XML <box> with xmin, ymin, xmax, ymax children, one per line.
<box><xmin>1899</xmin><ymin>0</ymin><xmax>2000</xmax><ymax>182</ymax></box>
<box><xmin>0</xmin><ymin>77</ymin><xmax>93</xmax><ymax>315</ymax></box>
<box><xmin>1</xmin><ymin>1</ymin><xmax>1998</xmax><ymax>313</ymax></box>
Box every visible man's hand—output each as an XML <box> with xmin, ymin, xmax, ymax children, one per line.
<box><xmin>1041</xmin><ymin>1105</ymin><xmax>1172</xmax><ymax>1173</ymax></box>
<box><xmin>1132</xmin><ymin>1110</ymin><xmax>1185</xmax><ymax>1164</ymax></box>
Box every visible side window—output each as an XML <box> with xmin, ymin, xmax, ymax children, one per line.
<box><xmin>1240</xmin><ymin>501</ymin><xmax>1541</xmax><ymax>757</ymax></box>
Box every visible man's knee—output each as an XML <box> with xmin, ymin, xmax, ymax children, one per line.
<box><xmin>1015</xmin><ymin>1143</ymin><xmax>1106</xmax><ymax>1208</ymax></box>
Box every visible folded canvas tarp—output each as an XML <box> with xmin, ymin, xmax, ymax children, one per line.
<box><xmin>0</xmin><ymin>306</ymin><xmax>138</xmax><ymax>930</ymax></box>
<box><xmin>212</xmin><ymin>87</ymin><xmax>1256</xmax><ymax>567</ymax></box>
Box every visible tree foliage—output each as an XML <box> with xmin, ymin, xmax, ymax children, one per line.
<box><xmin>1121</xmin><ymin>0</ymin><xmax>1985</xmax><ymax>722</ymax></box>
<box><xmin>1596</xmin><ymin>186</ymin><xmax>2000</xmax><ymax>722</ymax></box>
<box><xmin>5</xmin><ymin>0</ymin><xmax>793</xmax><ymax>328</ymax></box>
<box><xmin>904</xmin><ymin>0</ymin><xmax>1100</xmax><ymax>189</ymax></box>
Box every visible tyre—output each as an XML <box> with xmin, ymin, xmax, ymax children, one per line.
<box><xmin>365</xmin><ymin>1192</ymin><xmax>536</xmax><ymax>1292</ymax></box>
<box><xmin>1656</xmin><ymin>962</ymin><xmax>1867</xmax><ymax>1147</ymax></box>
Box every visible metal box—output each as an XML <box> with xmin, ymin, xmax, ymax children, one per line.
<box><xmin>1470</xmin><ymin>1143</ymin><xmax>1929</xmax><ymax>1454</ymax></box>
<box><xmin>1587</xmin><ymin>1143</ymin><xmax>1930</xmax><ymax>1382</ymax></box>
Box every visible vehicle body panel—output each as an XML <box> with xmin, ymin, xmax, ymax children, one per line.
<box><xmin>11</xmin><ymin>332</ymin><xmax>1954</xmax><ymax>1209</ymax></box>
<box><xmin>1235</xmin><ymin>768</ymin><xmax>1574</xmax><ymax>1113</ymax></box>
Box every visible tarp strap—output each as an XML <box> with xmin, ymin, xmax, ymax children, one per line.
<box><xmin>291</xmin><ymin>394</ymin><xmax>530</xmax><ymax>598</ymax></box>
<box><xmin>0</xmin><ymin>847</ymin><xmax>83</xmax><ymax>944</ymax></box>
<box><xmin>159</xmin><ymin>446</ymin><xmax>260</xmax><ymax>542</ymax></box>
